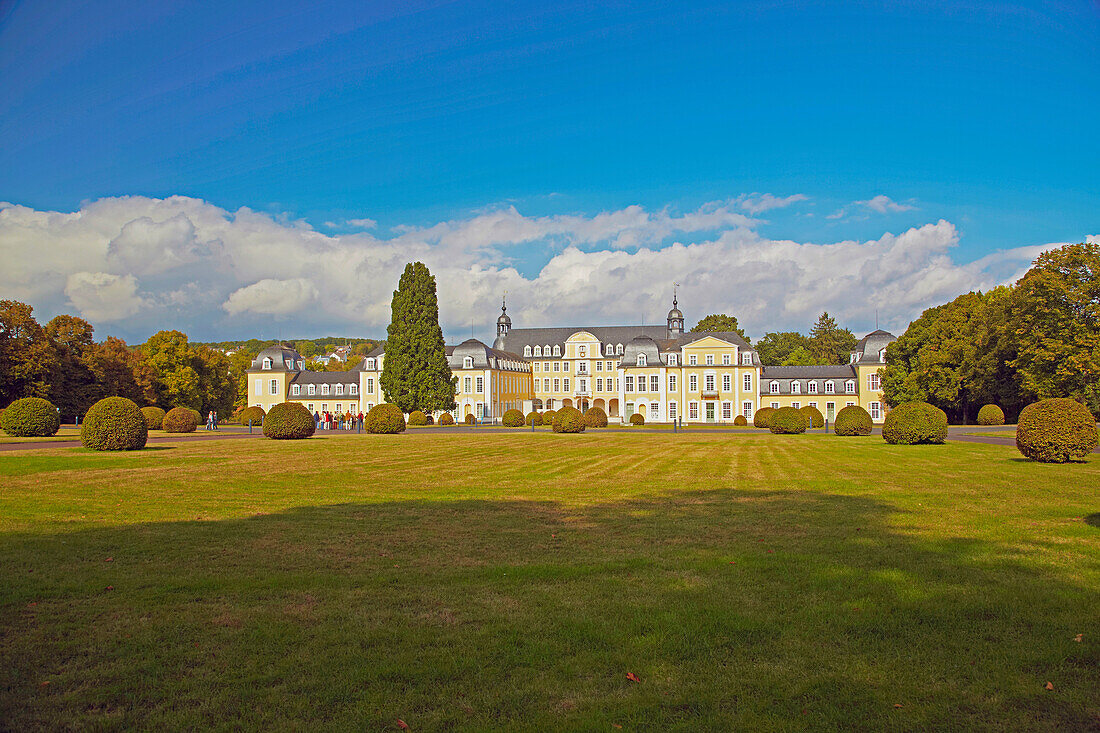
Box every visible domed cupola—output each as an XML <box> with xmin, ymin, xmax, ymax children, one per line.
<box><xmin>666</xmin><ymin>287</ymin><xmax>685</xmax><ymax>337</ymax></box>
<box><xmin>494</xmin><ymin>296</ymin><xmax>512</xmax><ymax>349</ymax></box>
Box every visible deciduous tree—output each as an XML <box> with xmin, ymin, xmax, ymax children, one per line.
<box><xmin>755</xmin><ymin>331</ymin><xmax>813</xmax><ymax>366</ymax></box>
<box><xmin>692</xmin><ymin>314</ymin><xmax>748</xmax><ymax>342</ymax></box>
<box><xmin>142</xmin><ymin>330</ymin><xmax>201</xmax><ymax>410</ymax></box>
<box><xmin>0</xmin><ymin>300</ymin><xmax>58</xmax><ymax>405</ymax></box>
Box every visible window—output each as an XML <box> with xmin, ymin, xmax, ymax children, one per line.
<box><xmin>254</xmin><ymin>379</ymin><xmax>262</xmax><ymax>395</ymax></box>
<box><xmin>544</xmin><ymin>345</ymin><xmax>551</xmax><ymax>356</ymax></box>
<box><xmin>596</xmin><ymin>378</ymin><xmax>604</xmax><ymax>392</ymax></box>
<box><xmin>463</xmin><ymin>356</ymin><xmax>473</xmax><ymax>369</ymax></box>
<box><xmin>476</xmin><ymin>376</ymin><xmax>484</xmax><ymax>392</ymax></box>
<box><xmin>595</xmin><ymin>361</ymin><xmax>603</xmax><ymax>372</ymax></box>
<box><xmin>650</xmin><ymin>375</ymin><xmax>659</xmax><ymax>392</ymax></box>
<box><xmin>669</xmin><ymin>401</ymin><xmax>678</xmax><ymax>420</ymax></box>
<box><xmin>579</xmin><ymin>379</ymin><xmax>587</xmax><ymax>393</ymax></box>
<box><xmin>650</xmin><ymin>402</ymin><xmax>659</xmax><ymax>419</ymax></box>
<box><xmin>791</xmin><ymin>381</ymin><xmax>801</xmax><ymax>394</ymax></box>
<box><xmin>321</xmin><ymin>384</ymin><xmax>330</xmax><ymax>395</ymax></box>
<box><xmin>297</xmin><ymin>360</ymin><xmax>303</xmax><ymax>370</ymax></box>
<box><xmin>688</xmin><ymin>374</ymin><xmax>698</xmax><ymax>392</ymax></box>
<box><xmin>544</xmin><ymin>362</ymin><xmax>550</xmax><ymax>371</ymax></box>
<box><xmin>744</xmin><ymin>373</ymin><xmax>752</xmax><ymax>392</ymax></box>
<box><xmin>616</xmin><ymin>344</ymin><xmax>623</xmax><ymax>355</ymax></box>
<box><xmin>637</xmin><ymin>353</ymin><xmax>646</xmax><ymax>367</ymax></box>
<box><xmin>534</xmin><ymin>346</ymin><xmax>542</xmax><ymax>357</ymax></box>
<box><xmin>270</xmin><ymin>379</ymin><xmax>278</xmax><ymax>395</ymax></box>
<box><xmin>579</xmin><ymin>346</ymin><xmax>586</xmax><ymax>358</ymax></box>
<box><xmin>524</xmin><ymin>346</ymin><xmax>531</xmax><ymax>357</ymax></box>
<box><xmin>742</xmin><ymin>353</ymin><xmax>753</xmax><ymax>365</ymax></box>
<box><xmin>743</xmin><ymin>401</ymin><xmax>753</xmax><ymax>419</ymax></box>
<box><xmin>879</xmin><ymin>348</ymin><xmax>887</xmax><ymax>361</ymax></box>
<box><xmin>285</xmin><ymin>359</ymin><xmax>293</xmax><ymax>370</ymax></box>
<box><xmin>553</xmin><ymin>362</ymin><xmax>560</xmax><ymax>372</ymax></box>
<box><xmin>625</xmin><ymin>376</ymin><xmax>634</xmax><ymax>392</ymax></box>
<box><xmin>291</xmin><ymin>384</ymin><xmax>300</xmax><ymax>396</ymax></box>
<box><xmin>553</xmin><ymin>345</ymin><xmax>561</xmax><ymax>356</ymax></box>
<box><xmin>336</xmin><ymin>404</ymin><xmax>342</xmax><ymax>413</ymax></box>
<box><xmin>366</xmin><ymin>379</ymin><xmax>374</xmax><ymax>394</ymax></box>
<box><xmin>335</xmin><ymin>384</ymin><xmax>343</xmax><ymax>395</ymax></box>
<box><xmin>553</xmin><ymin>379</ymin><xmax>560</xmax><ymax>392</ymax></box>
<box><xmin>350</xmin><ymin>384</ymin><xmax>358</xmax><ymax>395</ymax></box>
<box><xmin>577</xmin><ymin>362</ymin><xmax>587</xmax><ymax>374</ymax></box>
<box><xmin>606</xmin><ymin>344</ymin><xmax>613</xmax><ymax>356</ymax></box>
<box><xmin>563</xmin><ymin>361</ymin><xmax>570</xmax><ymax>373</ymax></box>
<box><xmin>706</xmin><ymin>354</ymin><xmax>714</xmax><ymax>366</ymax></box>
<box><xmin>792</xmin><ymin>401</ymin><xmax>800</xmax><ymax>409</ymax></box>
<box><xmin>689</xmin><ymin>402</ymin><xmax>699</xmax><ymax>420</ymax></box>
<box><xmin>825</xmin><ymin>380</ymin><xmax>835</xmax><ymax>394</ymax></box>
<box><xmin>809</xmin><ymin>381</ymin><xmax>818</xmax><ymax>394</ymax></box>
<box><xmin>809</xmin><ymin>401</ymin><xmax>817</xmax><ymax>409</ymax></box>
<box><xmin>722</xmin><ymin>402</ymin><xmax>732</xmax><ymax>420</ymax></box>
<box><xmin>689</xmin><ymin>354</ymin><xmax>697</xmax><ymax>366</ymax></box>
<box><xmin>869</xmin><ymin>373</ymin><xmax>881</xmax><ymax>390</ymax></box>
<box><xmin>669</xmin><ymin>374</ymin><xmax>677</xmax><ymax>391</ymax></box>
<box><xmin>705</xmin><ymin>374</ymin><xmax>715</xmax><ymax>392</ymax></box>
<box><xmin>722</xmin><ymin>374</ymin><xmax>731</xmax><ymax>391</ymax></box>
<box><xmin>668</xmin><ymin>354</ymin><xmax>678</xmax><ymax>366</ymax></box>
<box><xmin>722</xmin><ymin>354</ymin><xmax>731</xmax><ymax>365</ymax></box>
<box><xmin>544</xmin><ymin>378</ymin><xmax>550</xmax><ymax>391</ymax></box>
<box><xmin>262</xmin><ymin>358</ymin><xmax>271</xmax><ymax>369</ymax></box>
<box><xmin>770</xmin><ymin>381</ymin><xmax>779</xmax><ymax>394</ymax></box>
<box><xmin>533</xmin><ymin>363</ymin><xmax>539</xmax><ymax>372</ymax></box>
<box><xmin>845</xmin><ymin>380</ymin><xmax>855</xmax><ymax>394</ymax></box>
<box><xmin>366</xmin><ymin>358</ymin><xmax>375</xmax><ymax>370</ymax></box>
<box><xmin>563</xmin><ymin>379</ymin><xmax>569</xmax><ymax>392</ymax></box>
<box><xmin>771</xmin><ymin>402</ymin><xmax>780</xmax><ymax>409</ymax></box>
<box><xmin>870</xmin><ymin>402</ymin><xmax>882</xmax><ymax>420</ymax></box>
<box><xmin>308</xmin><ymin>384</ymin><xmax>316</xmax><ymax>395</ymax></box>
<box><xmin>607</xmin><ymin>361</ymin><xmax>614</xmax><ymax>371</ymax></box>
<box><xmin>308</xmin><ymin>403</ymin><xmax>314</xmax><ymax>411</ymax></box>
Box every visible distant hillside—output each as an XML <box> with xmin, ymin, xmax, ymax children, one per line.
<box><xmin>194</xmin><ymin>337</ymin><xmax>384</xmax><ymax>359</ymax></box>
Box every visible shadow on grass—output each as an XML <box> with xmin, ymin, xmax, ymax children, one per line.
<box><xmin>1085</xmin><ymin>513</ymin><xmax>1100</xmax><ymax>528</ymax></box>
<box><xmin>1</xmin><ymin>490</ymin><xmax>1097</xmax><ymax>730</ymax></box>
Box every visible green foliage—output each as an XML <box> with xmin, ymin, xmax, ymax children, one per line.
<box><xmin>367</xmin><ymin>404</ymin><xmax>407</xmax><ymax>434</ymax></box>
<box><xmin>629</xmin><ymin>413</ymin><xmax>645</xmax><ymax>426</ymax></box>
<box><xmin>189</xmin><ymin>409</ymin><xmax>202</xmax><ymax>425</ymax></box>
<box><xmin>296</xmin><ymin>340</ymin><xmax>319</xmax><ymax>359</ymax></box>
<box><xmin>769</xmin><ymin>406</ymin><xmax>807</xmax><ymax>434</ymax></box>
<box><xmin>809</xmin><ymin>312</ymin><xmax>858</xmax><ymax>365</ymax></box>
<box><xmin>781</xmin><ymin>347</ymin><xmax>817</xmax><ymax>366</ymax></box>
<box><xmin>439</xmin><ymin>412</ymin><xmax>455</xmax><ymax>426</ymax></box>
<box><xmin>882</xmin><ymin>402</ymin><xmax>948</xmax><ymax>445</ymax></box>
<box><xmin>142</xmin><ymin>330</ymin><xmax>201</xmax><ymax>410</ymax></box>
<box><xmin>800</xmin><ymin>405</ymin><xmax>824</xmax><ymax>429</ymax></box>
<box><xmin>1015</xmin><ymin>398</ymin><xmax>1098</xmax><ymax>463</ymax></box>
<box><xmin>262</xmin><ymin>402</ymin><xmax>316</xmax><ymax>440</ymax></box>
<box><xmin>833</xmin><ymin>405</ymin><xmax>873</xmax><ymax>436</ymax></box>
<box><xmin>163</xmin><ymin>407</ymin><xmax>198</xmax><ymax>433</ymax></box>
<box><xmin>755</xmin><ymin>332</ymin><xmax>813</xmax><ymax>366</ymax></box>
<box><xmin>87</xmin><ymin>336</ymin><xmax>157</xmax><ymax>406</ymax></box>
<box><xmin>583</xmin><ymin>406</ymin><xmax>608</xmax><ymax>428</ymax></box>
<box><xmin>380</xmin><ymin>262</ymin><xmax>457</xmax><ymax>413</ymax></box>
<box><xmin>502</xmin><ymin>409</ymin><xmax>525</xmax><ymax>427</ymax></box>
<box><xmin>733</xmin><ymin>415</ymin><xmax>748</xmax><ymax>426</ymax></box>
<box><xmin>408</xmin><ymin>410</ymin><xmax>428</xmax><ymax>426</ymax></box>
<box><xmin>541</xmin><ymin>409</ymin><xmax>556</xmax><ymax>425</ymax></box>
<box><xmin>0</xmin><ymin>300</ymin><xmax>58</xmax><ymax>405</ymax></box>
<box><xmin>525</xmin><ymin>411</ymin><xmax>543</xmax><ymax>426</ymax></box>
<box><xmin>464</xmin><ymin>413</ymin><xmax>476</xmax><ymax>425</ymax></box>
<box><xmin>553</xmin><ymin>406</ymin><xmax>586</xmax><ymax>433</ymax></box>
<box><xmin>228</xmin><ymin>349</ymin><xmax>256</xmax><ymax>410</ymax></box>
<box><xmin>140</xmin><ymin>406</ymin><xmax>166</xmax><ymax>430</ymax></box>
<box><xmin>976</xmin><ymin>404</ymin><xmax>1005</xmax><ymax>426</ymax></box>
<box><xmin>1</xmin><ymin>397</ymin><xmax>60</xmax><ymax>436</ymax></box>
<box><xmin>753</xmin><ymin>407</ymin><xmax>776</xmax><ymax>428</ymax></box>
<box><xmin>692</xmin><ymin>314</ymin><xmax>748</xmax><ymax>342</ymax></box>
<box><xmin>238</xmin><ymin>406</ymin><xmax>266</xmax><ymax>426</ymax></box>
<box><xmin>45</xmin><ymin>314</ymin><xmax>99</xmax><ymax>421</ymax></box>
<box><xmin>81</xmin><ymin>397</ymin><xmax>147</xmax><ymax>451</ymax></box>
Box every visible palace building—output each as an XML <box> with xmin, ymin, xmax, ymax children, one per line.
<box><xmin>245</xmin><ymin>296</ymin><xmax>894</xmax><ymax>424</ymax></box>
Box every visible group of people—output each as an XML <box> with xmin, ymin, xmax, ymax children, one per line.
<box><xmin>205</xmin><ymin>411</ymin><xmax>219</xmax><ymax>430</ymax></box>
<box><xmin>313</xmin><ymin>410</ymin><xmax>364</xmax><ymax>431</ymax></box>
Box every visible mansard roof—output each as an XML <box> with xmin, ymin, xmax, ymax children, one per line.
<box><xmin>450</xmin><ymin>338</ymin><xmax>528</xmax><ymax>370</ymax></box>
<box><xmin>497</xmin><ymin>326</ymin><xmax>756</xmax><ymax>357</ymax></box>
<box><xmin>852</xmin><ymin>330</ymin><xmax>896</xmax><ymax>364</ymax></box>
<box><xmin>761</xmin><ymin>365</ymin><xmax>858</xmax><ymax>379</ymax></box>
<box><xmin>247</xmin><ymin>343</ymin><xmax>303</xmax><ymax>372</ymax></box>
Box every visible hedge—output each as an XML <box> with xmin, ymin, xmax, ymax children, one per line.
<box><xmin>502</xmin><ymin>408</ymin><xmax>525</xmax><ymax>427</ymax></box>
<box><xmin>1016</xmin><ymin>398</ymin><xmax>1098</xmax><ymax>463</ymax></box>
<box><xmin>464</xmin><ymin>413</ymin><xmax>476</xmax><ymax>425</ymax></box>
<box><xmin>238</xmin><ymin>406</ymin><xmax>266</xmax><ymax>426</ymax></box>
<box><xmin>140</xmin><ymin>406</ymin><xmax>166</xmax><ymax>430</ymax></box>
<box><xmin>541</xmin><ymin>409</ymin><xmax>557</xmax><ymax>425</ymax></box>
<box><xmin>584</xmin><ymin>406</ymin><xmax>608</xmax><ymax>428</ymax></box>
<box><xmin>81</xmin><ymin>397</ymin><xmax>147</xmax><ymax>451</ymax></box>
<box><xmin>733</xmin><ymin>415</ymin><xmax>748</xmax><ymax>426</ymax></box>
<box><xmin>769</xmin><ymin>406</ymin><xmax>807</xmax><ymax>434</ymax></box>
<box><xmin>261</xmin><ymin>402</ymin><xmax>316</xmax><ymax>439</ymax></box>
<box><xmin>882</xmin><ymin>401</ymin><xmax>948</xmax><ymax>445</ymax></box>
<box><xmin>553</xmin><ymin>406</ymin><xmax>586</xmax><ymax>433</ymax></box>
<box><xmin>833</xmin><ymin>405</ymin><xmax>873</xmax><ymax>436</ymax></box>
<box><xmin>439</xmin><ymin>412</ymin><xmax>455</xmax><ymax>426</ymax></box>
<box><xmin>800</xmin><ymin>405</ymin><xmax>824</xmax><ymax>429</ymax></box>
<box><xmin>367</xmin><ymin>404</ymin><xmax>407</xmax><ymax>434</ymax></box>
<box><xmin>977</xmin><ymin>404</ymin><xmax>1005</xmax><ymax>426</ymax></box>
<box><xmin>408</xmin><ymin>410</ymin><xmax>428</xmax><ymax>426</ymax></box>
<box><xmin>163</xmin><ymin>406</ymin><xmax>198</xmax><ymax>433</ymax></box>
<box><xmin>753</xmin><ymin>407</ymin><xmax>776</xmax><ymax>428</ymax></box>
<box><xmin>526</xmin><ymin>411</ymin><xmax>543</xmax><ymax>426</ymax></box>
<box><xmin>1</xmin><ymin>397</ymin><xmax>60</xmax><ymax>437</ymax></box>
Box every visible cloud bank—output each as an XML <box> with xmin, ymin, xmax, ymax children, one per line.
<box><xmin>0</xmin><ymin>195</ymin><xmax>1073</xmax><ymax>343</ymax></box>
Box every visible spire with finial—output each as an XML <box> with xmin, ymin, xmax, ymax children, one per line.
<box><xmin>667</xmin><ymin>282</ymin><xmax>684</xmax><ymax>336</ymax></box>
<box><xmin>495</xmin><ymin>291</ymin><xmax>512</xmax><ymax>346</ymax></box>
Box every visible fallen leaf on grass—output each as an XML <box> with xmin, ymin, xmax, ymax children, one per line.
<box><xmin>39</xmin><ymin>681</ymin><xmax>50</xmax><ymax>687</ymax></box>
<box><xmin>1045</xmin><ymin>682</ymin><xmax>1054</xmax><ymax>691</ymax></box>
<box><xmin>1074</xmin><ymin>634</ymin><xmax>1083</xmax><ymax>642</ymax></box>
<box><xmin>105</xmin><ymin>586</ymin><xmax>113</xmax><ymax>591</ymax></box>
<box><xmin>626</xmin><ymin>673</ymin><xmax>640</xmax><ymax>683</ymax></box>
<box><xmin>105</xmin><ymin>557</ymin><xmax>113</xmax><ymax>562</ymax></box>
<box><xmin>396</xmin><ymin>719</ymin><xmax>409</xmax><ymax>730</ymax></box>
<box><xmin>728</xmin><ymin>561</ymin><xmax>736</xmax><ymax>565</ymax></box>
<box><xmin>894</xmin><ymin>704</ymin><xmax>902</xmax><ymax>709</ymax></box>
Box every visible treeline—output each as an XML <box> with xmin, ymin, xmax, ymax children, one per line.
<box><xmin>0</xmin><ymin>301</ymin><xmax>248</xmax><ymax>420</ymax></box>
<box><xmin>697</xmin><ymin>312</ymin><xmax>860</xmax><ymax>365</ymax></box>
<box><xmin>193</xmin><ymin>337</ymin><xmax>381</xmax><ymax>360</ymax></box>
<box><xmin>881</xmin><ymin>241</ymin><xmax>1099</xmax><ymax>423</ymax></box>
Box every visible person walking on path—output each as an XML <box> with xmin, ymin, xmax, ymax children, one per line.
<box><xmin>206</xmin><ymin>411</ymin><xmax>214</xmax><ymax>430</ymax></box>
<box><xmin>213</xmin><ymin>411</ymin><xmax>218</xmax><ymax>430</ymax></box>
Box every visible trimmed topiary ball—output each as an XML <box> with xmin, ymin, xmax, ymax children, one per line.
<box><xmin>81</xmin><ymin>397</ymin><xmax>147</xmax><ymax>451</ymax></box>
<box><xmin>163</xmin><ymin>407</ymin><xmax>198</xmax><ymax>433</ymax></box>
<box><xmin>834</xmin><ymin>405</ymin><xmax>873</xmax><ymax>436</ymax></box>
<box><xmin>800</xmin><ymin>405</ymin><xmax>824</xmax><ymax>429</ymax></box>
<box><xmin>502</xmin><ymin>408</ymin><xmax>525</xmax><ymax>427</ymax></box>
<box><xmin>1</xmin><ymin>397</ymin><xmax>61</xmax><ymax>437</ymax></box>
<box><xmin>583</xmin><ymin>406</ymin><xmax>608</xmax><ymax>428</ymax></box>
<box><xmin>882</xmin><ymin>401</ymin><xmax>948</xmax><ymax>445</ymax></box>
<box><xmin>526</xmin><ymin>411</ymin><xmax>543</xmax><ymax>426</ymax></box>
<box><xmin>769</xmin><ymin>406</ymin><xmax>807</xmax><ymax>434</ymax></box>
<box><xmin>238</xmin><ymin>406</ymin><xmax>266</xmax><ymax>426</ymax></box>
<box><xmin>552</xmin><ymin>406</ymin><xmax>586</xmax><ymax>433</ymax></box>
<box><xmin>977</xmin><ymin>404</ymin><xmax>1005</xmax><ymax>426</ymax></box>
<box><xmin>733</xmin><ymin>414</ymin><xmax>748</xmax><ymax>426</ymax></box>
<box><xmin>408</xmin><ymin>410</ymin><xmax>428</xmax><ymax>426</ymax></box>
<box><xmin>541</xmin><ymin>409</ymin><xmax>556</xmax><ymax>425</ymax></box>
<box><xmin>1016</xmin><ymin>398</ymin><xmax>1098</xmax><ymax>463</ymax></box>
<box><xmin>188</xmin><ymin>408</ymin><xmax>203</xmax><ymax>426</ymax></box>
<box><xmin>140</xmin><ymin>406</ymin><xmax>166</xmax><ymax>430</ymax></box>
<box><xmin>263</xmin><ymin>402</ymin><xmax>316</xmax><ymax>440</ymax></box>
<box><xmin>753</xmin><ymin>407</ymin><xmax>776</xmax><ymax>428</ymax></box>
<box><xmin>367</xmin><ymin>404</ymin><xmax>407</xmax><ymax>434</ymax></box>
<box><xmin>463</xmin><ymin>413</ymin><xmax>476</xmax><ymax>425</ymax></box>
<box><xmin>629</xmin><ymin>413</ymin><xmax>645</xmax><ymax>426</ymax></box>
<box><xmin>439</xmin><ymin>412</ymin><xmax>455</xmax><ymax>426</ymax></box>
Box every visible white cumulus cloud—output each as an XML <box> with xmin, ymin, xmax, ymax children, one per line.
<box><xmin>224</xmin><ymin>278</ymin><xmax>320</xmax><ymax>316</ymax></box>
<box><xmin>64</xmin><ymin>272</ymin><xmax>146</xmax><ymax>321</ymax></box>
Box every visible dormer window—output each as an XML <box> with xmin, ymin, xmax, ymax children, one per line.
<box><xmin>291</xmin><ymin>384</ymin><xmax>300</xmax><ymax>395</ymax></box>
<box><xmin>770</xmin><ymin>381</ymin><xmax>780</xmax><ymax>394</ymax></box>
<box><xmin>742</xmin><ymin>353</ymin><xmax>753</xmax><ymax>366</ymax></box>
<box><xmin>285</xmin><ymin>359</ymin><xmax>293</xmax><ymax>369</ymax></box>
<box><xmin>809</xmin><ymin>381</ymin><xmax>818</xmax><ymax>394</ymax></box>
<box><xmin>366</xmin><ymin>358</ymin><xmax>375</xmax><ymax>370</ymax></box>
<box><xmin>638</xmin><ymin>354</ymin><xmax>647</xmax><ymax>367</ymax></box>
<box><xmin>262</xmin><ymin>358</ymin><xmax>271</xmax><ymax>369</ymax></box>
<box><xmin>850</xmin><ymin>353</ymin><xmax>859</xmax><ymax>363</ymax></box>
<box><xmin>524</xmin><ymin>346</ymin><xmax>531</xmax><ymax>357</ymax></box>
<box><xmin>668</xmin><ymin>354</ymin><xmax>678</xmax><ymax>366</ymax></box>
<box><xmin>825</xmin><ymin>380</ymin><xmax>835</xmax><ymax>394</ymax></box>
<box><xmin>879</xmin><ymin>348</ymin><xmax>887</xmax><ymax>361</ymax></box>
<box><xmin>791</xmin><ymin>381</ymin><xmax>801</xmax><ymax>394</ymax></box>
<box><xmin>350</xmin><ymin>384</ymin><xmax>358</xmax><ymax>395</ymax></box>
<box><xmin>553</xmin><ymin>345</ymin><xmax>561</xmax><ymax>356</ymax></box>
<box><xmin>335</xmin><ymin>384</ymin><xmax>343</xmax><ymax>395</ymax></box>
<box><xmin>321</xmin><ymin>384</ymin><xmax>330</xmax><ymax>395</ymax></box>
<box><xmin>464</xmin><ymin>356</ymin><xmax>474</xmax><ymax>369</ymax></box>
<box><xmin>845</xmin><ymin>380</ymin><xmax>855</xmax><ymax>393</ymax></box>
<box><xmin>534</xmin><ymin>346</ymin><xmax>542</xmax><ymax>357</ymax></box>
<box><xmin>308</xmin><ymin>384</ymin><xmax>316</xmax><ymax>395</ymax></box>
<box><xmin>616</xmin><ymin>344</ymin><xmax>623</xmax><ymax>355</ymax></box>
<box><xmin>544</xmin><ymin>345</ymin><xmax>551</xmax><ymax>356</ymax></box>
<box><xmin>297</xmin><ymin>360</ymin><xmax>304</xmax><ymax>370</ymax></box>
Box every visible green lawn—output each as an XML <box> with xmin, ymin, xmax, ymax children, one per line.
<box><xmin>1</xmin><ymin>433</ymin><xmax>1097</xmax><ymax>730</ymax></box>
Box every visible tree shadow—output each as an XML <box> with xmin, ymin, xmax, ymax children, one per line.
<box><xmin>1</xmin><ymin>489</ymin><xmax>1096</xmax><ymax>730</ymax></box>
<box><xmin>1085</xmin><ymin>513</ymin><xmax>1100</xmax><ymax>528</ymax></box>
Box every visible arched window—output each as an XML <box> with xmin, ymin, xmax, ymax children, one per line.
<box><xmin>463</xmin><ymin>356</ymin><xmax>474</xmax><ymax>369</ymax></box>
<box><xmin>321</xmin><ymin>384</ymin><xmax>330</xmax><ymax>395</ymax></box>
<box><xmin>638</xmin><ymin>353</ymin><xmax>647</xmax><ymax>366</ymax></box>
<box><xmin>553</xmin><ymin>345</ymin><xmax>561</xmax><ymax>356</ymax></box>
<box><xmin>579</xmin><ymin>345</ymin><xmax>586</xmax><ymax>358</ymax></box>
<box><xmin>616</xmin><ymin>344</ymin><xmax>623</xmax><ymax>355</ymax></box>
<box><xmin>336</xmin><ymin>384</ymin><xmax>344</xmax><ymax>395</ymax></box>
<box><xmin>534</xmin><ymin>346</ymin><xmax>542</xmax><ymax>357</ymax></box>
<box><xmin>524</xmin><ymin>346</ymin><xmax>531</xmax><ymax>357</ymax></box>
<box><xmin>879</xmin><ymin>348</ymin><xmax>887</xmax><ymax>361</ymax></box>
<box><xmin>606</xmin><ymin>343</ymin><xmax>614</xmax><ymax>355</ymax></box>
<box><xmin>350</xmin><ymin>384</ymin><xmax>358</xmax><ymax>395</ymax></box>
<box><xmin>308</xmin><ymin>384</ymin><xmax>316</xmax><ymax>395</ymax></box>
<box><xmin>262</xmin><ymin>357</ymin><xmax>271</xmax><ymax>369</ymax></box>
<box><xmin>544</xmin><ymin>344</ymin><xmax>551</xmax><ymax>355</ymax></box>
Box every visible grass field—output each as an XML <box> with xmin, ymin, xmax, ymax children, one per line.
<box><xmin>1</xmin><ymin>432</ymin><xmax>1097</xmax><ymax>730</ymax></box>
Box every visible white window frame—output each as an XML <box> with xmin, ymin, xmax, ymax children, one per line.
<box><xmin>291</xmin><ymin>384</ymin><xmax>300</xmax><ymax>396</ymax></box>
<box><xmin>524</xmin><ymin>346</ymin><xmax>531</xmax><ymax>357</ymax></box>
<box><xmin>308</xmin><ymin>384</ymin><xmax>316</xmax><ymax>395</ymax></box>
<box><xmin>638</xmin><ymin>354</ymin><xmax>646</xmax><ymax>367</ymax></box>
<box><xmin>722</xmin><ymin>374</ymin><xmax>731</xmax><ymax>392</ymax></box>
<box><xmin>669</xmin><ymin>374</ymin><xmax>677</xmax><ymax>391</ymax></box>
<box><xmin>825</xmin><ymin>380</ymin><xmax>835</xmax><ymax>394</ymax></box>
<box><xmin>809</xmin><ymin>381</ymin><xmax>818</xmax><ymax>394</ymax></box>
<box><xmin>650</xmin><ymin>375</ymin><xmax>659</xmax><ymax>392</ymax></box>
<box><xmin>741</xmin><ymin>353</ymin><xmax>752</xmax><ymax>365</ymax></box>
<box><xmin>668</xmin><ymin>353</ymin><xmax>678</xmax><ymax>366</ymax></box>
<box><xmin>262</xmin><ymin>358</ymin><xmax>271</xmax><ymax>369</ymax></box>
<box><xmin>689</xmin><ymin>374</ymin><xmax>698</xmax><ymax>392</ymax></box>
<box><xmin>744</xmin><ymin>373</ymin><xmax>752</xmax><ymax>392</ymax></box>
<box><xmin>791</xmin><ymin>381</ymin><xmax>801</xmax><ymax>394</ymax></box>
<box><xmin>770</xmin><ymin>381</ymin><xmax>780</xmax><ymax>394</ymax></box>
<box><xmin>269</xmin><ymin>379</ymin><xmax>278</xmax><ymax>395</ymax></box>
<box><xmin>845</xmin><ymin>380</ymin><xmax>855</xmax><ymax>394</ymax></box>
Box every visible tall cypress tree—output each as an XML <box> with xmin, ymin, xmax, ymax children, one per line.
<box><xmin>381</xmin><ymin>262</ymin><xmax>456</xmax><ymax>413</ymax></box>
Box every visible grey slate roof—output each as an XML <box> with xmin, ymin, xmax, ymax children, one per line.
<box><xmin>247</xmin><ymin>343</ymin><xmax>304</xmax><ymax>372</ymax></box>
<box><xmin>449</xmin><ymin>339</ymin><xmax>529</xmax><ymax>371</ymax></box>
<box><xmin>759</xmin><ymin>365</ymin><xmax>858</xmax><ymax>396</ymax></box>
<box><xmin>851</xmin><ymin>330</ymin><xmax>896</xmax><ymax>364</ymax></box>
<box><xmin>497</xmin><ymin>326</ymin><xmax>757</xmax><ymax>360</ymax></box>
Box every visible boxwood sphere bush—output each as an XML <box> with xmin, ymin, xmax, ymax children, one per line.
<box><xmin>1</xmin><ymin>397</ymin><xmax>61</xmax><ymax>437</ymax></box>
<box><xmin>769</xmin><ymin>406</ymin><xmax>808</xmax><ymax>434</ymax></box>
<box><xmin>81</xmin><ymin>397</ymin><xmax>147</xmax><ymax>451</ymax></box>
<box><xmin>1015</xmin><ymin>398</ymin><xmax>1098</xmax><ymax>463</ymax></box>
<box><xmin>584</xmin><ymin>406</ymin><xmax>608</xmax><ymax>428</ymax></box>
<box><xmin>833</xmin><ymin>405</ymin><xmax>873</xmax><ymax>436</ymax></box>
<box><xmin>526</xmin><ymin>411</ymin><xmax>543</xmax><ymax>426</ymax></box>
<box><xmin>438</xmin><ymin>412</ymin><xmax>455</xmax><ymax>426</ymax></box>
<box><xmin>629</xmin><ymin>413</ymin><xmax>645</xmax><ymax>426</ymax></box>
<box><xmin>502</xmin><ymin>408</ymin><xmax>525</xmax><ymax>427</ymax></box>
<box><xmin>753</xmin><ymin>407</ymin><xmax>776</xmax><ymax>428</ymax></box>
<box><xmin>262</xmin><ymin>402</ymin><xmax>316</xmax><ymax>440</ymax></box>
<box><xmin>188</xmin><ymin>408</ymin><xmax>202</xmax><ymax>425</ymax></box>
<box><xmin>162</xmin><ymin>406</ymin><xmax>198</xmax><ymax>433</ymax></box>
<box><xmin>408</xmin><ymin>410</ymin><xmax>428</xmax><ymax>426</ymax></box>
<box><xmin>882</xmin><ymin>401</ymin><xmax>948</xmax><ymax>445</ymax></box>
<box><xmin>733</xmin><ymin>414</ymin><xmax>748</xmax><ymax>426</ymax></box>
<box><xmin>977</xmin><ymin>404</ymin><xmax>1005</xmax><ymax>426</ymax></box>
<box><xmin>367</xmin><ymin>404</ymin><xmax>407</xmax><ymax>434</ymax></box>
<box><xmin>552</xmin><ymin>406</ymin><xmax>586</xmax><ymax>433</ymax></box>
<box><xmin>541</xmin><ymin>409</ymin><xmax>556</xmax><ymax>425</ymax></box>
<box><xmin>463</xmin><ymin>413</ymin><xmax>476</xmax><ymax>425</ymax></box>
<box><xmin>238</xmin><ymin>406</ymin><xmax>266</xmax><ymax>426</ymax></box>
<box><xmin>800</xmin><ymin>405</ymin><xmax>824</xmax><ymax>429</ymax></box>
<box><xmin>140</xmin><ymin>406</ymin><xmax>166</xmax><ymax>430</ymax></box>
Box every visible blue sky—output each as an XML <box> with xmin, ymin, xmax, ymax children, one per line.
<box><xmin>1</xmin><ymin>0</ymin><xmax>1097</xmax><ymax>341</ymax></box>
